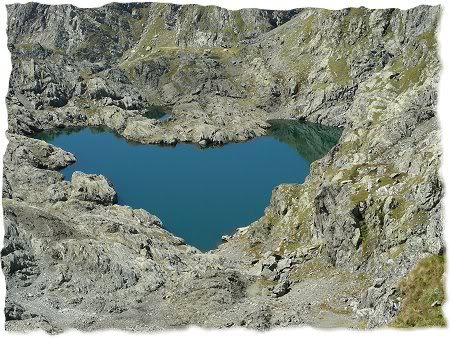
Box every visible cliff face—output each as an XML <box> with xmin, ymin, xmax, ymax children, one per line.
<box><xmin>2</xmin><ymin>2</ymin><xmax>444</xmax><ymax>332</ymax></box>
<box><xmin>7</xmin><ymin>3</ymin><xmax>298</xmax><ymax>61</ymax></box>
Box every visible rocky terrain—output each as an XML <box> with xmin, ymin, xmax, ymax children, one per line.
<box><xmin>2</xmin><ymin>2</ymin><xmax>445</xmax><ymax>332</ymax></box>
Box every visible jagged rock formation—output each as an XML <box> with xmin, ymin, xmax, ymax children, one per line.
<box><xmin>2</xmin><ymin>2</ymin><xmax>444</xmax><ymax>332</ymax></box>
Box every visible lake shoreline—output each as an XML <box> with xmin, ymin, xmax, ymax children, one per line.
<box><xmin>32</xmin><ymin>120</ymin><xmax>340</xmax><ymax>251</ymax></box>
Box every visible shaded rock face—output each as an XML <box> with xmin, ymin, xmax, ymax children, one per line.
<box><xmin>2</xmin><ymin>2</ymin><xmax>443</xmax><ymax>333</ymax></box>
<box><xmin>268</xmin><ymin>119</ymin><xmax>343</xmax><ymax>163</ymax></box>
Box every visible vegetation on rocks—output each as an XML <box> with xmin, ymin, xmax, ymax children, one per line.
<box><xmin>2</xmin><ymin>2</ymin><xmax>444</xmax><ymax>332</ymax></box>
<box><xmin>391</xmin><ymin>255</ymin><xmax>445</xmax><ymax>328</ymax></box>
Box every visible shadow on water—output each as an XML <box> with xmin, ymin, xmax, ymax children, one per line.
<box><xmin>268</xmin><ymin>119</ymin><xmax>343</xmax><ymax>163</ymax></box>
<box><xmin>143</xmin><ymin>105</ymin><xmax>172</xmax><ymax>121</ymax></box>
<box><xmin>34</xmin><ymin>126</ymin><xmax>125</xmax><ymax>143</ymax></box>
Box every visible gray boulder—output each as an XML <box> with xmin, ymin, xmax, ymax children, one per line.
<box><xmin>70</xmin><ymin>171</ymin><xmax>117</xmax><ymax>205</ymax></box>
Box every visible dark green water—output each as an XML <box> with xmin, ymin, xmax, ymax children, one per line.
<box><xmin>34</xmin><ymin>120</ymin><xmax>341</xmax><ymax>251</ymax></box>
<box><xmin>144</xmin><ymin>105</ymin><xmax>172</xmax><ymax>121</ymax></box>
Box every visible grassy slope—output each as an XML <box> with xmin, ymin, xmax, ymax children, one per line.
<box><xmin>391</xmin><ymin>255</ymin><xmax>446</xmax><ymax>327</ymax></box>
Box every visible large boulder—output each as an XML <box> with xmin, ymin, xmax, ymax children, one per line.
<box><xmin>70</xmin><ymin>171</ymin><xmax>117</xmax><ymax>205</ymax></box>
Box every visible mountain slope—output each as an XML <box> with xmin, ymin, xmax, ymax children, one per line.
<box><xmin>2</xmin><ymin>2</ymin><xmax>444</xmax><ymax>331</ymax></box>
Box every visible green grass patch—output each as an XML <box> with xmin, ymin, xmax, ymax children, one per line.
<box><xmin>231</xmin><ymin>10</ymin><xmax>246</xmax><ymax>33</ymax></box>
<box><xmin>340</xmin><ymin>7</ymin><xmax>367</xmax><ymax>34</ymax></box>
<box><xmin>246</xmin><ymin>241</ymin><xmax>263</xmax><ymax>259</ymax></box>
<box><xmin>390</xmin><ymin>198</ymin><xmax>412</xmax><ymax>221</ymax></box>
<box><xmin>301</xmin><ymin>14</ymin><xmax>315</xmax><ymax>44</ymax></box>
<box><xmin>288</xmin><ymin>55</ymin><xmax>314</xmax><ymax>84</ymax></box>
<box><xmin>319</xmin><ymin>302</ymin><xmax>352</xmax><ymax>315</ymax></box>
<box><xmin>290</xmin><ymin>258</ymin><xmax>331</xmax><ymax>283</ymax></box>
<box><xmin>130</xmin><ymin>6</ymin><xmax>151</xmax><ymax>41</ymax></box>
<box><xmin>351</xmin><ymin>188</ymin><xmax>369</xmax><ymax>203</ymax></box>
<box><xmin>391</xmin><ymin>59</ymin><xmax>427</xmax><ymax>93</ymax></box>
<box><xmin>359</xmin><ymin>222</ymin><xmax>371</xmax><ymax>257</ymax></box>
<box><xmin>312</xmin><ymin>82</ymin><xmax>330</xmax><ymax>91</ymax></box>
<box><xmin>418</xmin><ymin>30</ymin><xmax>437</xmax><ymax>49</ymax></box>
<box><xmin>391</xmin><ymin>255</ymin><xmax>446</xmax><ymax>328</ymax></box>
<box><xmin>377</xmin><ymin>175</ymin><xmax>394</xmax><ymax>187</ymax></box>
<box><xmin>328</xmin><ymin>57</ymin><xmax>351</xmax><ymax>85</ymax></box>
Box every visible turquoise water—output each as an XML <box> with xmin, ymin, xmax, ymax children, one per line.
<box><xmin>34</xmin><ymin>121</ymin><xmax>341</xmax><ymax>251</ymax></box>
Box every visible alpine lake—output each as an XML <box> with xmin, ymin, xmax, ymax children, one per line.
<box><xmin>34</xmin><ymin>117</ymin><xmax>342</xmax><ymax>251</ymax></box>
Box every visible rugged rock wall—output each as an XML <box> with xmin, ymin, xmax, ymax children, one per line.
<box><xmin>2</xmin><ymin>2</ymin><xmax>444</xmax><ymax>332</ymax></box>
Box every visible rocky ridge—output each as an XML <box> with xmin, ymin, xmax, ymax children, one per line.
<box><xmin>2</xmin><ymin>2</ymin><xmax>445</xmax><ymax>332</ymax></box>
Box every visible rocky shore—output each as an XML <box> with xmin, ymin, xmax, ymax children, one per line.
<box><xmin>2</xmin><ymin>3</ymin><xmax>444</xmax><ymax>332</ymax></box>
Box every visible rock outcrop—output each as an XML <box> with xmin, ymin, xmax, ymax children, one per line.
<box><xmin>70</xmin><ymin>171</ymin><xmax>118</xmax><ymax>205</ymax></box>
